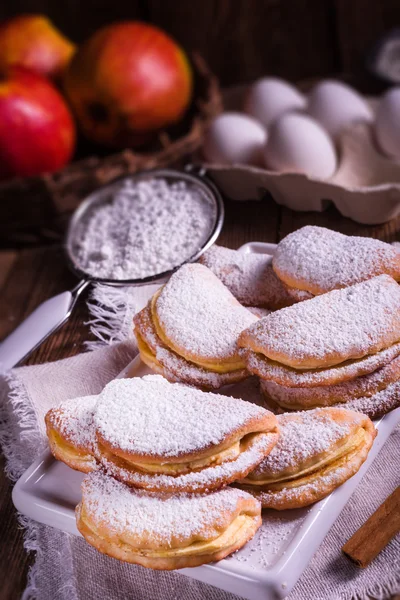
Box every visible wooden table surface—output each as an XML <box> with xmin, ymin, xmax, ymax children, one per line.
<box><xmin>1</xmin><ymin>198</ymin><xmax>400</xmax><ymax>599</ymax></box>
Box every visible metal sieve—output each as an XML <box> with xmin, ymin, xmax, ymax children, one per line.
<box><xmin>0</xmin><ymin>166</ymin><xmax>224</xmax><ymax>369</ymax></box>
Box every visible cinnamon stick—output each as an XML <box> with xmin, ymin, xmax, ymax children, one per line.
<box><xmin>342</xmin><ymin>486</ymin><xmax>400</xmax><ymax>568</ymax></box>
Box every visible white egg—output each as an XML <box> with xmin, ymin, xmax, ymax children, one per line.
<box><xmin>307</xmin><ymin>80</ymin><xmax>373</xmax><ymax>139</ymax></box>
<box><xmin>375</xmin><ymin>87</ymin><xmax>400</xmax><ymax>159</ymax></box>
<box><xmin>244</xmin><ymin>77</ymin><xmax>306</xmax><ymax>126</ymax></box>
<box><xmin>202</xmin><ymin>112</ymin><xmax>267</xmax><ymax>166</ymax></box>
<box><xmin>264</xmin><ymin>113</ymin><xmax>337</xmax><ymax>179</ymax></box>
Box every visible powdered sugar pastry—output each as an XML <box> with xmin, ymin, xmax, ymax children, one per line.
<box><xmin>47</xmin><ymin>395</ymin><xmax>98</xmax><ymax>452</ymax></box>
<box><xmin>331</xmin><ymin>380</ymin><xmax>400</xmax><ymax>420</ymax></box>
<box><xmin>262</xmin><ymin>354</ymin><xmax>400</xmax><ymax>407</ymax></box>
<box><xmin>240</xmin><ymin>275</ymin><xmax>400</xmax><ymax>368</ymax></box>
<box><xmin>102</xmin><ymin>432</ymin><xmax>274</xmax><ymax>493</ymax></box>
<box><xmin>243</xmin><ymin>341</ymin><xmax>400</xmax><ymax>387</ymax></box>
<box><xmin>135</xmin><ymin>304</ymin><xmax>248</xmax><ymax>390</ymax></box>
<box><xmin>94</xmin><ymin>375</ymin><xmax>270</xmax><ymax>458</ymax></box>
<box><xmin>251</xmin><ymin>409</ymin><xmax>356</xmax><ymax>478</ymax></box>
<box><xmin>79</xmin><ymin>471</ymin><xmax>256</xmax><ymax>545</ymax></box>
<box><xmin>273</xmin><ymin>226</ymin><xmax>400</xmax><ymax>295</ymax></box>
<box><xmin>199</xmin><ymin>244</ymin><xmax>311</xmax><ymax>308</ymax></box>
<box><xmin>155</xmin><ymin>263</ymin><xmax>258</xmax><ymax>361</ymax></box>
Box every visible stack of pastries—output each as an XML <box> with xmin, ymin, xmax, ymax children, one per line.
<box><xmin>46</xmin><ymin>375</ymin><xmax>375</xmax><ymax>568</ymax></box>
<box><xmin>239</xmin><ymin>408</ymin><xmax>375</xmax><ymax>509</ymax></box>
<box><xmin>238</xmin><ymin>227</ymin><xmax>400</xmax><ymax>419</ymax></box>
<box><xmin>272</xmin><ymin>226</ymin><xmax>400</xmax><ymax>296</ymax></box>
<box><xmin>46</xmin><ymin>375</ymin><xmax>280</xmax><ymax>568</ymax></box>
<box><xmin>239</xmin><ymin>274</ymin><xmax>400</xmax><ymax>419</ymax></box>
<box><xmin>43</xmin><ymin>225</ymin><xmax>400</xmax><ymax>570</ymax></box>
<box><xmin>201</xmin><ymin>226</ymin><xmax>400</xmax><ymax>312</ymax></box>
<box><xmin>133</xmin><ymin>263</ymin><xmax>258</xmax><ymax>389</ymax></box>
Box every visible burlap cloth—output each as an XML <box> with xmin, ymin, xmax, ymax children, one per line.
<box><xmin>0</xmin><ymin>284</ymin><xmax>399</xmax><ymax>600</ymax></box>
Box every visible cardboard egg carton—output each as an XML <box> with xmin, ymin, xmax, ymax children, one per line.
<box><xmin>204</xmin><ymin>88</ymin><xmax>400</xmax><ymax>225</ymax></box>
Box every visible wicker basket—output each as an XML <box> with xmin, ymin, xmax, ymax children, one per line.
<box><xmin>0</xmin><ymin>53</ymin><xmax>222</xmax><ymax>247</ymax></box>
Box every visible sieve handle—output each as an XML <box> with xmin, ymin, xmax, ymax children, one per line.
<box><xmin>0</xmin><ymin>280</ymin><xmax>89</xmax><ymax>370</ymax></box>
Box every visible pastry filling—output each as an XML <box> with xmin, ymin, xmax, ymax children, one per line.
<box><xmin>48</xmin><ymin>429</ymin><xmax>94</xmax><ymax>466</ymax></box>
<box><xmin>135</xmin><ymin>331</ymin><xmax>168</xmax><ymax>373</ymax></box>
<box><xmin>97</xmin><ymin>435</ymin><xmax>254</xmax><ymax>476</ymax></box>
<box><xmin>150</xmin><ymin>290</ymin><xmax>245</xmax><ymax>373</ymax></box>
<box><xmin>79</xmin><ymin>509</ymin><xmax>256</xmax><ymax>558</ymax></box>
<box><xmin>261</xmin><ymin>373</ymin><xmax>398</xmax><ymax>410</ymax></box>
<box><xmin>136</xmin><ymin>328</ymin><xmax>245</xmax><ymax>377</ymax></box>
<box><xmin>242</xmin><ymin>427</ymin><xmax>366</xmax><ymax>487</ymax></box>
<box><xmin>254</xmin><ymin>345</ymin><xmax>399</xmax><ymax>373</ymax></box>
<box><xmin>128</xmin><ymin>442</ymin><xmax>241</xmax><ymax>474</ymax></box>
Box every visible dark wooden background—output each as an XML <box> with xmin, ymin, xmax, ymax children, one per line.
<box><xmin>2</xmin><ymin>1</ymin><xmax>400</xmax><ymax>599</ymax></box>
<box><xmin>0</xmin><ymin>0</ymin><xmax>400</xmax><ymax>89</ymax></box>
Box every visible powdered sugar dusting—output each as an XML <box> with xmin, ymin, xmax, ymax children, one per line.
<box><xmin>199</xmin><ymin>245</ymin><xmax>311</xmax><ymax>309</ymax></box>
<box><xmin>261</xmin><ymin>354</ymin><xmax>400</xmax><ymax>407</ymax></box>
<box><xmin>240</xmin><ymin>275</ymin><xmax>400</xmax><ymax>367</ymax></box>
<box><xmin>273</xmin><ymin>226</ymin><xmax>400</xmax><ymax>294</ymax></box>
<box><xmin>155</xmin><ymin>345</ymin><xmax>247</xmax><ymax>389</ymax></box>
<box><xmin>72</xmin><ymin>177</ymin><xmax>216</xmax><ymax>280</ymax></box>
<box><xmin>251</xmin><ymin>409</ymin><xmax>358</xmax><ymax>478</ymax></box>
<box><xmin>134</xmin><ymin>304</ymin><xmax>248</xmax><ymax>390</ymax></box>
<box><xmin>243</xmin><ymin>342</ymin><xmax>400</xmax><ymax>387</ymax></box>
<box><xmin>94</xmin><ymin>375</ymin><xmax>270</xmax><ymax>457</ymax></box>
<box><xmin>331</xmin><ymin>380</ymin><xmax>400</xmax><ymax>420</ymax></box>
<box><xmin>254</xmin><ymin>463</ymin><xmax>350</xmax><ymax>506</ymax></box>
<box><xmin>231</xmin><ymin>511</ymin><xmax>305</xmax><ymax>569</ymax></box>
<box><xmin>155</xmin><ymin>263</ymin><xmax>258</xmax><ymax>361</ymax></box>
<box><xmin>80</xmin><ymin>470</ymin><xmax>257</xmax><ymax>544</ymax></box>
<box><xmin>48</xmin><ymin>395</ymin><xmax>98</xmax><ymax>451</ymax></box>
<box><xmin>100</xmin><ymin>430</ymin><xmax>276</xmax><ymax>492</ymax></box>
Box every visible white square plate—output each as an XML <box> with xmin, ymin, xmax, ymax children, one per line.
<box><xmin>12</xmin><ymin>242</ymin><xmax>400</xmax><ymax>600</ymax></box>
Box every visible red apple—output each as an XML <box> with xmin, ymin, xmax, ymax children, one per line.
<box><xmin>0</xmin><ymin>15</ymin><xmax>76</xmax><ymax>80</ymax></box>
<box><xmin>64</xmin><ymin>21</ymin><xmax>193</xmax><ymax>148</ymax></box>
<box><xmin>0</xmin><ymin>66</ymin><xmax>76</xmax><ymax>179</ymax></box>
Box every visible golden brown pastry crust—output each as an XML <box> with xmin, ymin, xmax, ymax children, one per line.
<box><xmin>46</xmin><ymin>429</ymin><xmax>96</xmax><ymax>474</ymax></box>
<box><xmin>239</xmin><ymin>409</ymin><xmax>376</xmax><ymax>510</ymax></box>
<box><xmin>45</xmin><ymin>396</ymin><xmax>98</xmax><ymax>474</ymax></box>
<box><xmin>240</xmin><ymin>342</ymin><xmax>400</xmax><ymax>387</ymax></box>
<box><xmin>76</xmin><ymin>472</ymin><xmax>262</xmax><ymax>570</ymax></box>
<box><xmin>199</xmin><ymin>244</ymin><xmax>312</xmax><ymax>309</ymax></box>
<box><xmin>134</xmin><ymin>304</ymin><xmax>249</xmax><ymax>390</ymax></box>
<box><xmin>272</xmin><ymin>226</ymin><xmax>400</xmax><ymax>295</ymax></box>
<box><xmin>93</xmin><ymin>375</ymin><xmax>279</xmax><ymax>493</ymax></box>
<box><xmin>260</xmin><ymin>379</ymin><xmax>400</xmax><ymax>421</ymax></box>
<box><xmin>238</xmin><ymin>275</ymin><xmax>400</xmax><ymax>370</ymax></box>
<box><xmin>96</xmin><ymin>430</ymin><xmax>279</xmax><ymax>494</ymax></box>
<box><xmin>260</xmin><ymin>355</ymin><xmax>400</xmax><ymax>410</ymax></box>
<box><xmin>152</xmin><ymin>263</ymin><xmax>257</xmax><ymax>369</ymax></box>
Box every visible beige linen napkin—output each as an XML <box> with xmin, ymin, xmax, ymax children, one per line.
<box><xmin>0</xmin><ymin>284</ymin><xmax>399</xmax><ymax>600</ymax></box>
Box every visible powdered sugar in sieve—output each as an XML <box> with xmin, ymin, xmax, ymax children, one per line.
<box><xmin>69</xmin><ymin>170</ymin><xmax>221</xmax><ymax>282</ymax></box>
<box><xmin>0</xmin><ymin>168</ymin><xmax>223</xmax><ymax>370</ymax></box>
